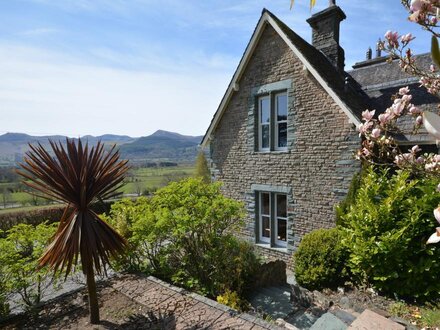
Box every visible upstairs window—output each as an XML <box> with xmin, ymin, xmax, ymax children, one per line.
<box><xmin>257</xmin><ymin>92</ymin><xmax>288</xmax><ymax>151</ymax></box>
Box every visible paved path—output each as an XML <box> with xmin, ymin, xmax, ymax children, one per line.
<box><xmin>111</xmin><ymin>274</ymin><xmax>283</xmax><ymax>330</ymax></box>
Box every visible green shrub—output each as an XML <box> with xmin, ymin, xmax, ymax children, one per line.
<box><xmin>0</xmin><ymin>222</ymin><xmax>59</xmax><ymax>309</ymax></box>
<box><xmin>335</xmin><ymin>171</ymin><xmax>362</xmax><ymax>226</ymax></box>
<box><xmin>103</xmin><ymin>197</ymin><xmax>161</xmax><ymax>273</ymax></box>
<box><xmin>294</xmin><ymin>227</ymin><xmax>348</xmax><ymax>290</ymax></box>
<box><xmin>217</xmin><ymin>289</ymin><xmax>250</xmax><ymax>311</ymax></box>
<box><xmin>340</xmin><ymin>166</ymin><xmax>440</xmax><ymax>300</ymax></box>
<box><xmin>106</xmin><ymin>178</ymin><xmax>260</xmax><ymax>299</ymax></box>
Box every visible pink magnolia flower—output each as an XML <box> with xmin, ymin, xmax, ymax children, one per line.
<box><xmin>434</xmin><ymin>206</ymin><xmax>440</xmax><ymax>224</ymax></box>
<box><xmin>357</xmin><ymin>121</ymin><xmax>373</xmax><ymax>136</ymax></box>
<box><xmin>399</xmin><ymin>86</ymin><xmax>410</xmax><ymax>95</ymax></box>
<box><xmin>401</xmin><ymin>33</ymin><xmax>415</xmax><ymax>44</ymax></box>
<box><xmin>410</xmin><ymin>0</ymin><xmax>424</xmax><ymax>12</ymax></box>
<box><xmin>402</xmin><ymin>94</ymin><xmax>413</xmax><ymax>102</ymax></box>
<box><xmin>371</xmin><ymin>128</ymin><xmax>381</xmax><ymax>139</ymax></box>
<box><xmin>427</xmin><ymin>227</ymin><xmax>440</xmax><ymax>244</ymax></box>
<box><xmin>437</xmin><ymin>183</ymin><xmax>440</xmax><ymax>192</ymax></box>
<box><xmin>416</xmin><ymin>156</ymin><xmax>426</xmax><ymax>164</ymax></box>
<box><xmin>430</xmin><ymin>64</ymin><xmax>437</xmax><ymax>72</ymax></box>
<box><xmin>392</xmin><ymin>102</ymin><xmax>405</xmax><ymax>116</ymax></box>
<box><xmin>409</xmin><ymin>106</ymin><xmax>421</xmax><ymax>114</ymax></box>
<box><xmin>411</xmin><ymin>145</ymin><xmax>422</xmax><ymax>153</ymax></box>
<box><xmin>416</xmin><ymin>115</ymin><xmax>423</xmax><ymax>125</ymax></box>
<box><xmin>385</xmin><ymin>30</ymin><xmax>399</xmax><ymax>48</ymax></box>
<box><xmin>362</xmin><ymin>109</ymin><xmax>375</xmax><ymax>121</ymax></box>
<box><xmin>378</xmin><ymin>113</ymin><xmax>390</xmax><ymax>125</ymax></box>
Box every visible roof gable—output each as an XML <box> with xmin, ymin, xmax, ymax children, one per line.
<box><xmin>201</xmin><ymin>9</ymin><xmax>363</xmax><ymax>147</ymax></box>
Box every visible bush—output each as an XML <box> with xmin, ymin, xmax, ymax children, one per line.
<box><xmin>0</xmin><ymin>222</ymin><xmax>59</xmax><ymax>309</ymax></box>
<box><xmin>340</xmin><ymin>166</ymin><xmax>440</xmax><ymax>300</ymax></box>
<box><xmin>335</xmin><ymin>171</ymin><xmax>362</xmax><ymax>226</ymax></box>
<box><xmin>0</xmin><ymin>201</ymin><xmax>111</xmax><ymax>232</ymax></box>
<box><xmin>106</xmin><ymin>178</ymin><xmax>260</xmax><ymax>299</ymax></box>
<box><xmin>294</xmin><ymin>227</ymin><xmax>348</xmax><ymax>290</ymax></box>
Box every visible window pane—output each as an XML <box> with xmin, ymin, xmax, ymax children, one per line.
<box><xmin>277</xmin><ymin>94</ymin><xmax>287</xmax><ymax>121</ymax></box>
<box><xmin>261</xmin><ymin>193</ymin><xmax>270</xmax><ymax>215</ymax></box>
<box><xmin>260</xmin><ymin>98</ymin><xmax>270</xmax><ymax>123</ymax></box>
<box><xmin>261</xmin><ymin>124</ymin><xmax>270</xmax><ymax>149</ymax></box>
<box><xmin>277</xmin><ymin>123</ymin><xmax>287</xmax><ymax>148</ymax></box>
<box><xmin>277</xmin><ymin>194</ymin><xmax>287</xmax><ymax>217</ymax></box>
<box><xmin>277</xmin><ymin>219</ymin><xmax>287</xmax><ymax>241</ymax></box>
<box><xmin>262</xmin><ymin>216</ymin><xmax>270</xmax><ymax>238</ymax></box>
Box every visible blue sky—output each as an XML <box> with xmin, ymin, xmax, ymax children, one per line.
<box><xmin>0</xmin><ymin>0</ymin><xmax>432</xmax><ymax>137</ymax></box>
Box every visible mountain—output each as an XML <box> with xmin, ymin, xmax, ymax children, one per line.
<box><xmin>0</xmin><ymin>130</ymin><xmax>202</xmax><ymax>166</ymax></box>
<box><xmin>119</xmin><ymin>130</ymin><xmax>203</xmax><ymax>163</ymax></box>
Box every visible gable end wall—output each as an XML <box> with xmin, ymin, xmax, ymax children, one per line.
<box><xmin>209</xmin><ymin>24</ymin><xmax>360</xmax><ymax>264</ymax></box>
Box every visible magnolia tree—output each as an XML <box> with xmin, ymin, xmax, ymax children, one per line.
<box><xmin>291</xmin><ymin>0</ymin><xmax>440</xmax><ymax>242</ymax></box>
<box><xmin>353</xmin><ymin>0</ymin><xmax>440</xmax><ymax>243</ymax></box>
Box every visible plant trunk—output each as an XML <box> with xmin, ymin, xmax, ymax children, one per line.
<box><xmin>86</xmin><ymin>267</ymin><xmax>100</xmax><ymax>324</ymax></box>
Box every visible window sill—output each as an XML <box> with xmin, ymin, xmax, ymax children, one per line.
<box><xmin>253</xmin><ymin>150</ymin><xmax>290</xmax><ymax>155</ymax></box>
<box><xmin>255</xmin><ymin>243</ymin><xmax>288</xmax><ymax>253</ymax></box>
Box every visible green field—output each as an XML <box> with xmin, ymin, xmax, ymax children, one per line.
<box><xmin>121</xmin><ymin>165</ymin><xmax>195</xmax><ymax>195</ymax></box>
<box><xmin>0</xmin><ymin>165</ymin><xmax>195</xmax><ymax>212</ymax></box>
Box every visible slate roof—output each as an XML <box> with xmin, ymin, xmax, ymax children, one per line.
<box><xmin>264</xmin><ymin>9</ymin><xmax>368</xmax><ymax>121</ymax></box>
<box><xmin>349</xmin><ymin>54</ymin><xmax>439</xmax><ymax>143</ymax></box>
<box><xmin>201</xmin><ymin>9</ymin><xmax>367</xmax><ymax>147</ymax></box>
<box><xmin>201</xmin><ymin>8</ymin><xmax>439</xmax><ymax>147</ymax></box>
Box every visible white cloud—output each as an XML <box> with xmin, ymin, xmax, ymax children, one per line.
<box><xmin>0</xmin><ymin>43</ymin><xmax>231</xmax><ymax>137</ymax></box>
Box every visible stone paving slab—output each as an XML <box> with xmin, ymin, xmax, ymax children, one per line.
<box><xmin>112</xmin><ymin>274</ymin><xmax>283</xmax><ymax>329</ymax></box>
<box><xmin>348</xmin><ymin>309</ymin><xmax>405</xmax><ymax>330</ymax></box>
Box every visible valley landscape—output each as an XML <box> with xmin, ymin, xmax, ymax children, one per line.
<box><xmin>0</xmin><ymin>130</ymin><xmax>202</xmax><ymax>210</ymax></box>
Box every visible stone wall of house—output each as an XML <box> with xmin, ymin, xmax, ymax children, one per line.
<box><xmin>209</xmin><ymin>24</ymin><xmax>360</xmax><ymax>264</ymax></box>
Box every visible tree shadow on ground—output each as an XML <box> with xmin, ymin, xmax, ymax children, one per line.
<box><xmin>100</xmin><ymin>311</ymin><xmax>177</xmax><ymax>329</ymax></box>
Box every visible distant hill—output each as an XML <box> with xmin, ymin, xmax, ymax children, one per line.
<box><xmin>0</xmin><ymin>130</ymin><xmax>203</xmax><ymax>166</ymax></box>
<box><xmin>119</xmin><ymin>130</ymin><xmax>202</xmax><ymax>163</ymax></box>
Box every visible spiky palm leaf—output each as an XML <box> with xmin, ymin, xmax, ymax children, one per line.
<box><xmin>17</xmin><ymin>139</ymin><xmax>128</xmax><ymax>276</ymax></box>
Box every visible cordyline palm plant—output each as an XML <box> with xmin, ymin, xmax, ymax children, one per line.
<box><xmin>17</xmin><ymin>138</ymin><xmax>128</xmax><ymax>324</ymax></box>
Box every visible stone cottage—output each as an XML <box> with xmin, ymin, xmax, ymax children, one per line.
<box><xmin>200</xmin><ymin>3</ymin><xmax>438</xmax><ymax>263</ymax></box>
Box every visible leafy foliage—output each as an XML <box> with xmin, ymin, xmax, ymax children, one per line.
<box><xmin>216</xmin><ymin>289</ymin><xmax>250</xmax><ymax>311</ymax></box>
<box><xmin>107</xmin><ymin>178</ymin><xmax>260</xmax><ymax>300</ymax></box>
<box><xmin>340</xmin><ymin>166</ymin><xmax>440</xmax><ymax>299</ymax></box>
<box><xmin>0</xmin><ymin>222</ymin><xmax>58</xmax><ymax>310</ymax></box>
<box><xmin>294</xmin><ymin>227</ymin><xmax>348</xmax><ymax>290</ymax></box>
<box><xmin>194</xmin><ymin>151</ymin><xmax>210</xmax><ymax>183</ymax></box>
<box><xmin>335</xmin><ymin>171</ymin><xmax>362</xmax><ymax>226</ymax></box>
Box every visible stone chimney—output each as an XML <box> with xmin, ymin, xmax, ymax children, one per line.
<box><xmin>306</xmin><ymin>0</ymin><xmax>346</xmax><ymax>73</ymax></box>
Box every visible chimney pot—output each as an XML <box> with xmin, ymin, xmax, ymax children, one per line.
<box><xmin>376</xmin><ymin>38</ymin><xmax>382</xmax><ymax>58</ymax></box>
<box><xmin>366</xmin><ymin>47</ymin><xmax>372</xmax><ymax>60</ymax></box>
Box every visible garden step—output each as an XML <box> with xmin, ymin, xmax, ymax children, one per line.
<box><xmin>329</xmin><ymin>308</ymin><xmax>357</xmax><ymax>325</ymax></box>
<box><xmin>309</xmin><ymin>312</ymin><xmax>347</xmax><ymax>330</ymax></box>
<box><xmin>284</xmin><ymin>309</ymin><xmax>319</xmax><ymax>330</ymax></box>
<box><xmin>249</xmin><ymin>285</ymin><xmax>293</xmax><ymax>320</ymax></box>
<box><xmin>347</xmin><ymin>309</ymin><xmax>405</xmax><ymax>330</ymax></box>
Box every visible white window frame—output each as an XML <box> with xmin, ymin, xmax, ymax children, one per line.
<box><xmin>257</xmin><ymin>92</ymin><xmax>287</xmax><ymax>152</ymax></box>
<box><xmin>257</xmin><ymin>191</ymin><xmax>288</xmax><ymax>247</ymax></box>
<box><xmin>258</xmin><ymin>96</ymin><xmax>271</xmax><ymax>152</ymax></box>
<box><xmin>274</xmin><ymin>193</ymin><xmax>288</xmax><ymax>247</ymax></box>
<box><xmin>274</xmin><ymin>93</ymin><xmax>288</xmax><ymax>151</ymax></box>
<box><xmin>259</xmin><ymin>192</ymin><xmax>271</xmax><ymax>243</ymax></box>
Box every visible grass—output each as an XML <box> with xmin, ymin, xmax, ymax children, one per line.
<box><xmin>121</xmin><ymin>165</ymin><xmax>195</xmax><ymax>195</ymax></box>
<box><xmin>388</xmin><ymin>301</ymin><xmax>440</xmax><ymax>328</ymax></box>
<box><xmin>0</xmin><ymin>165</ymin><xmax>196</xmax><ymax>211</ymax></box>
